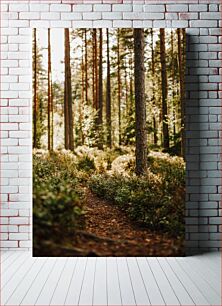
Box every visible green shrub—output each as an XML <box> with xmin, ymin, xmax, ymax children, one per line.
<box><xmin>33</xmin><ymin>151</ymin><xmax>85</xmax><ymax>248</ymax></box>
<box><xmin>89</xmin><ymin>171</ymin><xmax>185</xmax><ymax>237</ymax></box>
<box><xmin>76</xmin><ymin>154</ymin><xmax>96</xmax><ymax>172</ymax></box>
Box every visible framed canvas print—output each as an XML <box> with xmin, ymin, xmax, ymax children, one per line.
<box><xmin>32</xmin><ymin>28</ymin><xmax>186</xmax><ymax>257</ymax></box>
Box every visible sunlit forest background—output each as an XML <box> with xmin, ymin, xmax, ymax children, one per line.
<box><xmin>33</xmin><ymin>28</ymin><xmax>186</xmax><ymax>257</ymax></box>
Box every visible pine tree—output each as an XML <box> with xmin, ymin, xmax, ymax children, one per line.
<box><xmin>106</xmin><ymin>29</ymin><xmax>112</xmax><ymax>148</ymax></box>
<box><xmin>47</xmin><ymin>28</ymin><xmax>51</xmax><ymax>151</ymax></box>
<box><xmin>98</xmin><ymin>28</ymin><xmax>103</xmax><ymax>149</ymax></box>
<box><xmin>160</xmin><ymin>28</ymin><xmax>169</xmax><ymax>150</ymax></box>
<box><xmin>134</xmin><ymin>29</ymin><xmax>147</xmax><ymax>175</ymax></box>
<box><xmin>64</xmin><ymin>28</ymin><xmax>74</xmax><ymax>151</ymax></box>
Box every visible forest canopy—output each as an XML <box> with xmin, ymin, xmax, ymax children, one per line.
<box><xmin>33</xmin><ymin>28</ymin><xmax>186</xmax><ymax>161</ymax></box>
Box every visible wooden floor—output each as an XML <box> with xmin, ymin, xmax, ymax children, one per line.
<box><xmin>1</xmin><ymin>251</ymin><xmax>220</xmax><ymax>306</ymax></box>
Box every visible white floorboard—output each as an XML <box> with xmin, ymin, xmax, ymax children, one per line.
<box><xmin>1</xmin><ymin>251</ymin><xmax>221</xmax><ymax>306</ymax></box>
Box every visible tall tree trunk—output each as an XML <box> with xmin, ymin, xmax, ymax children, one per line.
<box><xmin>93</xmin><ymin>29</ymin><xmax>98</xmax><ymax>110</ymax></box>
<box><xmin>151</xmin><ymin>29</ymin><xmax>158</xmax><ymax>145</ymax></box>
<box><xmin>98</xmin><ymin>28</ymin><xmax>103</xmax><ymax>149</ymax></box>
<box><xmin>160</xmin><ymin>28</ymin><xmax>169</xmax><ymax>150</ymax></box>
<box><xmin>134</xmin><ymin>29</ymin><xmax>147</xmax><ymax>176</ymax></box>
<box><xmin>80</xmin><ymin>31</ymin><xmax>84</xmax><ymax>145</ymax></box>
<box><xmin>51</xmin><ymin>78</ymin><xmax>54</xmax><ymax>150</ymax></box>
<box><xmin>64</xmin><ymin>28</ymin><xmax>74</xmax><ymax>151</ymax></box>
<box><xmin>92</xmin><ymin>30</ymin><xmax>95</xmax><ymax>109</ymax></box>
<box><xmin>64</xmin><ymin>32</ymin><xmax>69</xmax><ymax>149</ymax></box>
<box><xmin>124</xmin><ymin>58</ymin><xmax>128</xmax><ymax>113</ymax></box>
<box><xmin>178</xmin><ymin>28</ymin><xmax>186</xmax><ymax>158</ymax></box>
<box><xmin>47</xmin><ymin>28</ymin><xmax>51</xmax><ymax>151</ymax></box>
<box><xmin>33</xmin><ymin>28</ymin><xmax>38</xmax><ymax>149</ymax></box>
<box><xmin>171</xmin><ymin>29</ymin><xmax>177</xmax><ymax>145</ymax></box>
<box><xmin>117</xmin><ymin>29</ymin><xmax>122</xmax><ymax>146</ymax></box>
<box><xmin>84</xmin><ymin>29</ymin><xmax>88</xmax><ymax>105</ymax></box>
<box><xmin>106</xmin><ymin>29</ymin><xmax>112</xmax><ymax>148</ymax></box>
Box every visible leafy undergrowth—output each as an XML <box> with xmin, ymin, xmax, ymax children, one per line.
<box><xmin>33</xmin><ymin>150</ymin><xmax>85</xmax><ymax>254</ymax></box>
<box><xmin>89</xmin><ymin>151</ymin><xmax>185</xmax><ymax>238</ymax></box>
<box><xmin>33</xmin><ymin>147</ymin><xmax>185</xmax><ymax>256</ymax></box>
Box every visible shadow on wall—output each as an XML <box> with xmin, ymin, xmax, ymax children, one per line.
<box><xmin>185</xmin><ymin>33</ymin><xmax>201</xmax><ymax>255</ymax></box>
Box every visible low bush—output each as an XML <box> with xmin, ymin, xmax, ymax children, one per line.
<box><xmin>89</xmin><ymin>158</ymin><xmax>185</xmax><ymax>237</ymax></box>
<box><xmin>33</xmin><ymin>151</ymin><xmax>85</xmax><ymax>249</ymax></box>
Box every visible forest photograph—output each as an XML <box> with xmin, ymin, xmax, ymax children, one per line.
<box><xmin>33</xmin><ymin>28</ymin><xmax>186</xmax><ymax>257</ymax></box>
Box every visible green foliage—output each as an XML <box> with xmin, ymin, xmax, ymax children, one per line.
<box><xmin>89</xmin><ymin>151</ymin><xmax>185</xmax><ymax>237</ymax></box>
<box><xmin>76</xmin><ymin>154</ymin><xmax>96</xmax><ymax>172</ymax></box>
<box><xmin>33</xmin><ymin>151</ymin><xmax>85</xmax><ymax>248</ymax></box>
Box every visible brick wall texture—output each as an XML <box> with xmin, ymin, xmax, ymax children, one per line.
<box><xmin>1</xmin><ymin>0</ymin><xmax>221</xmax><ymax>254</ymax></box>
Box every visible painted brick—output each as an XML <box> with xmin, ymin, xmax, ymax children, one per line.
<box><xmin>200</xmin><ymin>12</ymin><xmax>221</xmax><ymax>20</ymax></box>
<box><xmin>143</xmin><ymin>5</ymin><xmax>165</xmax><ymax>12</ymax></box>
<box><xmin>113</xmin><ymin>20</ymin><xmax>132</xmax><ymax>27</ymax></box>
<box><xmin>190</xmin><ymin>20</ymin><xmax>218</xmax><ymax>28</ymax></box>
<box><xmin>9</xmin><ymin>233</ymin><xmax>29</xmax><ymax>240</ymax></box>
<box><xmin>41</xmin><ymin>13</ymin><xmax>61</xmax><ymax>20</ymax></box>
<box><xmin>103</xmin><ymin>12</ymin><xmax>123</xmax><ymax>19</ymax></box>
<box><xmin>189</xmin><ymin>4</ymin><xmax>207</xmax><ymax>11</ymax></box>
<box><xmin>112</xmin><ymin>4</ymin><xmax>132</xmax><ymax>11</ymax></box>
<box><xmin>73</xmin><ymin>4</ymin><xmax>92</xmax><ymax>12</ymax></box>
<box><xmin>19</xmin><ymin>12</ymin><xmax>40</xmax><ymax>20</ymax></box>
<box><xmin>29</xmin><ymin>4</ymin><xmax>49</xmax><ymax>12</ymax></box>
<box><xmin>166</xmin><ymin>5</ymin><xmax>188</xmax><ymax>12</ymax></box>
<box><xmin>9</xmin><ymin>4</ymin><xmax>29</xmax><ymax>12</ymax></box>
<box><xmin>94</xmin><ymin>4</ymin><xmax>111</xmax><ymax>11</ymax></box>
<box><xmin>50</xmin><ymin>4</ymin><xmax>71</xmax><ymax>12</ymax></box>
<box><xmin>123</xmin><ymin>12</ymin><xmax>164</xmax><ymax>19</ymax></box>
<box><xmin>83</xmin><ymin>12</ymin><xmax>102</xmax><ymax>19</ymax></box>
<box><xmin>61</xmin><ymin>12</ymin><xmax>82</xmax><ymax>20</ymax></box>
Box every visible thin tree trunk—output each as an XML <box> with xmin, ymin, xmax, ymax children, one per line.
<box><xmin>33</xmin><ymin>28</ymin><xmax>38</xmax><ymax>149</ymax></box>
<box><xmin>84</xmin><ymin>29</ymin><xmax>88</xmax><ymax>104</ymax></box>
<box><xmin>117</xmin><ymin>29</ymin><xmax>122</xmax><ymax>146</ymax></box>
<box><xmin>64</xmin><ymin>32</ymin><xmax>69</xmax><ymax>149</ymax></box>
<box><xmin>171</xmin><ymin>29</ymin><xmax>177</xmax><ymax>145</ymax></box>
<box><xmin>106</xmin><ymin>29</ymin><xmax>112</xmax><ymax>148</ymax></box>
<box><xmin>92</xmin><ymin>30</ymin><xmax>95</xmax><ymax>109</ymax></box>
<box><xmin>124</xmin><ymin>57</ymin><xmax>128</xmax><ymax>113</ymax></box>
<box><xmin>79</xmin><ymin>30</ymin><xmax>84</xmax><ymax>145</ymax></box>
<box><xmin>51</xmin><ymin>78</ymin><xmax>54</xmax><ymax>150</ymax></box>
<box><xmin>93</xmin><ymin>29</ymin><xmax>98</xmax><ymax>110</ymax></box>
<box><xmin>47</xmin><ymin>28</ymin><xmax>51</xmax><ymax>151</ymax></box>
<box><xmin>151</xmin><ymin>29</ymin><xmax>158</xmax><ymax>145</ymax></box>
<box><xmin>178</xmin><ymin>28</ymin><xmax>186</xmax><ymax>158</ymax></box>
<box><xmin>64</xmin><ymin>28</ymin><xmax>74</xmax><ymax>151</ymax></box>
<box><xmin>134</xmin><ymin>29</ymin><xmax>147</xmax><ymax>176</ymax></box>
<box><xmin>160</xmin><ymin>28</ymin><xmax>169</xmax><ymax>150</ymax></box>
<box><xmin>98</xmin><ymin>28</ymin><xmax>103</xmax><ymax>150</ymax></box>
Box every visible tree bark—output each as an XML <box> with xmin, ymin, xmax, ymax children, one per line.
<box><xmin>93</xmin><ymin>29</ymin><xmax>98</xmax><ymax>110</ymax></box>
<box><xmin>64</xmin><ymin>28</ymin><xmax>74</xmax><ymax>151</ymax></box>
<box><xmin>33</xmin><ymin>28</ymin><xmax>38</xmax><ymax>149</ymax></box>
<box><xmin>98</xmin><ymin>28</ymin><xmax>103</xmax><ymax>150</ymax></box>
<box><xmin>151</xmin><ymin>29</ymin><xmax>158</xmax><ymax>145</ymax></box>
<box><xmin>171</xmin><ymin>29</ymin><xmax>177</xmax><ymax>145</ymax></box>
<box><xmin>117</xmin><ymin>29</ymin><xmax>122</xmax><ymax>146</ymax></box>
<box><xmin>134</xmin><ymin>29</ymin><xmax>147</xmax><ymax>175</ymax></box>
<box><xmin>84</xmin><ymin>29</ymin><xmax>88</xmax><ymax>105</ymax></box>
<box><xmin>160</xmin><ymin>28</ymin><xmax>169</xmax><ymax>150</ymax></box>
<box><xmin>106</xmin><ymin>29</ymin><xmax>112</xmax><ymax>148</ymax></box>
<box><xmin>47</xmin><ymin>28</ymin><xmax>51</xmax><ymax>151</ymax></box>
<box><xmin>51</xmin><ymin>78</ymin><xmax>54</xmax><ymax>150</ymax></box>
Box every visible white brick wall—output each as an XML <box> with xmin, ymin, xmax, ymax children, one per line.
<box><xmin>1</xmin><ymin>0</ymin><xmax>221</xmax><ymax>254</ymax></box>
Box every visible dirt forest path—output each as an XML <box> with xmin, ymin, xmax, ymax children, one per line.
<box><xmin>74</xmin><ymin>188</ymin><xmax>183</xmax><ymax>257</ymax></box>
